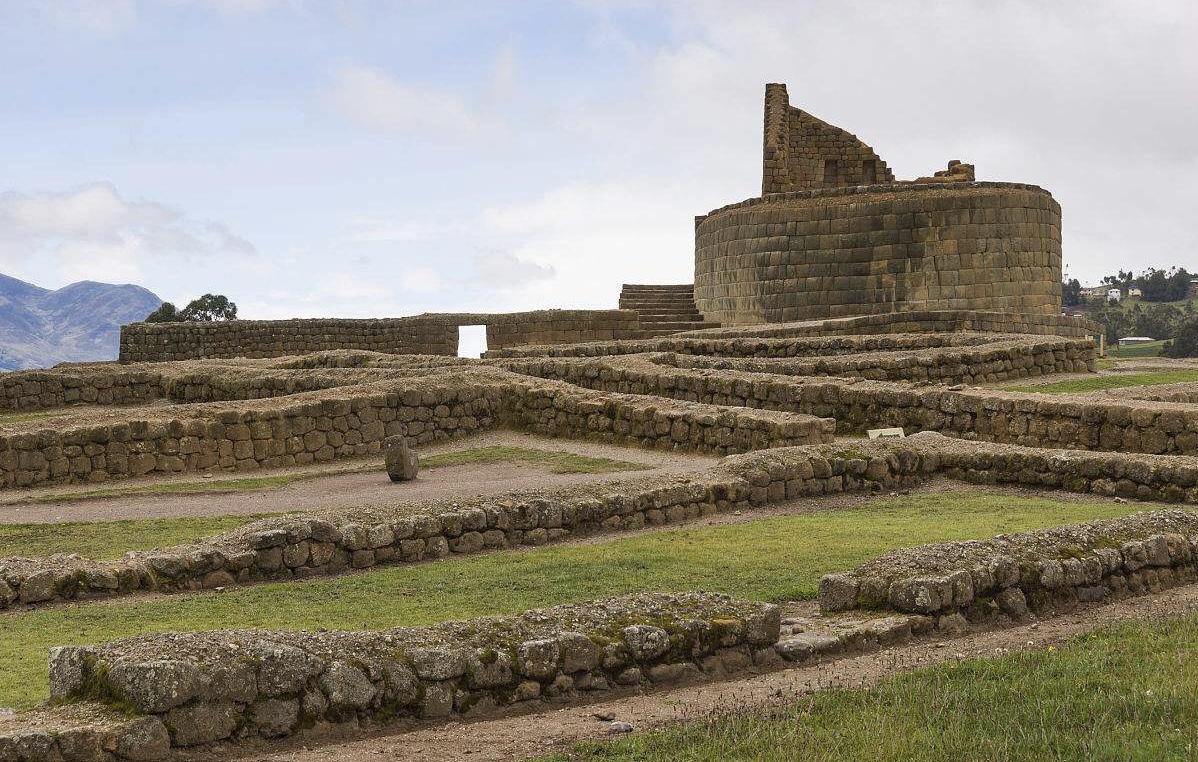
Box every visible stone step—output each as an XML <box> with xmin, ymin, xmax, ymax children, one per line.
<box><xmin>621</xmin><ymin>283</ymin><xmax>695</xmax><ymax>291</ymax></box>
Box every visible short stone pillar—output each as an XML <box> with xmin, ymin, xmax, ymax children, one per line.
<box><xmin>385</xmin><ymin>435</ymin><xmax>419</xmax><ymax>482</ymax></box>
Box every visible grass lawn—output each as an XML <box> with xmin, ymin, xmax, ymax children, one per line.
<box><xmin>1108</xmin><ymin>339</ymin><xmax>1169</xmax><ymax>359</ymax></box>
<box><xmin>19</xmin><ymin>447</ymin><xmax>646</xmax><ymax>505</ymax></box>
<box><xmin>542</xmin><ymin>613</ymin><xmax>1198</xmax><ymax>762</ymax></box>
<box><xmin>1002</xmin><ymin>369</ymin><xmax>1198</xmax><ymax>394</ymax></box>
<box><xmin>0</xmin><ymin>410</ymin><xmax>64</xmax><ymax>426</ymax></box>
<box><xmin>0</xmin><ymin>490</ymin><xmax>1144</xmax><ymax>710</ymax></box>
<box><xmin>0</xmin><ymin>515</ymin><xmax>268</xmax><ymax>560</ymax></box>
<box><xmin>422</xmin><ymin>446</ymin><xmax>649</xmax><ymax>474</ymax></box>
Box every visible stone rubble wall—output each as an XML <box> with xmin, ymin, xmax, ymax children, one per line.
<box><xmin>488</xmin><ymin>311</ymin><xmax>1102</xmax><ymax>357</ymax></box>
<box><xmin>1104</xmin><ymin>382</ymin><xmax>1198</xmax><ymax>405</ymax></box>
<box><xmin>694</xmin><ymin>182</ymin><xmax>1063</xmax><ymax>326</ymax></box>
<box><xmin>118</xmin><ymin>310</ymin><xmax>645</xmax><ymax>363</ymax></box>
<box><xmin>0</xmin><ymin>367</ymin><xmax>166</xmax><ymax>412</ymax></box>
<box><xmin>488</xmin><ymin>331</ymin><xmax>1007</xmax><ymax>360</ymax></box>
<box><xmin>819</xmin><ymin>509</ymin><xmax>1198</xmax><ymax>622</ymax></box>
<box><xmin>656</xmin><ymin>336</ymin><xmax>1094</xmax><ymax>384</ymax></box>
<box><xmin>501</xmin><ymin>353</ymin><xmax>1198</xmax><ymax>456</ymax></box>
<box><xmin>507</xmin><ymin>385</ymin><xmax>834</xmax><ymax>454</ymax></box>
<box><xmin>0</xmin><ymin>441</ymin><xmax>917</xmax><ymax>610</ymax></box>
<box><xmin>11</xmin><ymin>432</ymin><xmax>1198</xmax><ymax>612</ymax></box>
<box><xmin>41</xmin><ymin>593</ymin><xmax>779</xmax><ymax>756</ymax></box>
<box><xmin>0</xmin><ymin>365</ymin><xmax>833</xmax><ymax>488</ymax></box>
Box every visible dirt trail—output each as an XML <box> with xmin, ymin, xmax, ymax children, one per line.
<box><xmin>0</xmin><ymin>432</ymin><xmax>715</xmax><ymax>524</ymax></box>
<box><xmin>221</xmin><ymin>584</ymin><xmax>1198</xmax><ymax>762</ymax></box>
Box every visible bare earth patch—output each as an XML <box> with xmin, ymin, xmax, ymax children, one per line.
<box><xmin>0</xmin><ymin>431</ymin><xmax>715</xmax><ymax>524</ymax></box>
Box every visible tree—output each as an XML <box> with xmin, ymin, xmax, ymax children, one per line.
<box><xmin>142</xmin><ymin>294</ymin><xmax>238</xmax><ymax>323</ymax></box>
<box><xmin>1138</xmin><ymin>267</ymin><xmax>1192</xmax><ymax>302</ymax></box>
<box><xmin>179</xmin><ymin>294</ymin><xmax>237</xmax><ymax>322</ymax></box>
<box><xmin>1062</xmin><ymin>278</ymin><xmax>1082</xmax><ymax>307</ymax></box>
<box><xmin>1085</xmin><ymin>302</ymin><xmax>1134</xmax><ymax>344</ymax></box>
<box><xmin>1165</xmin><ymin>315</ymin><xmax>1198</xmax><ymax>358</ymax></box>
<box><xmin>1133</xmin><ymin>303</ymin><xmax>1182</xmax><ymax>340</ymax></box>
<box><xmin>144</xmin><ymin>302</ymin><xmax>181</xmax><ymax>322</ymax></box>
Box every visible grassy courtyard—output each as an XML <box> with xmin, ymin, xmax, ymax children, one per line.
<box><xmin>0</xmin><ymin>490</ymin><xmax>1141</xmax><ymax>709</ymax></box>
<box><xmin>1003</xmin><ymin>369</ymin><xmax>1198</xmax><ymax>394</ymax></box>
<box><xmin>0</xmin><ymin>515</ymin><xmax>268</xmax><ymax>559</ymax></box>
<box><xmin>542</xmin><ymin>613</ymin><xmax>1198</xmax><ymax>762</ymax></box>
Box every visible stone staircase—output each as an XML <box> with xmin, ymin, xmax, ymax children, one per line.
<box><xmin>619</xmin><ymin>284</ymin><xmax>720</xmax><ymax>337</ymax></box>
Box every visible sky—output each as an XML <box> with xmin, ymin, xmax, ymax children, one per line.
<box><xmin>0</xmin><ymin>0</ymin><xmax>1195</xmax><ymax>319</ymax></box>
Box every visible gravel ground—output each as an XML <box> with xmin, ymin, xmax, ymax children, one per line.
<box><xmin>0</xmin><ymin>431</ymin><xmax>715</xmax><ymax>524</ymax></box>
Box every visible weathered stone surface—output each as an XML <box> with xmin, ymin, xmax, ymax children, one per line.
<box><xmin>113</xmin><ymin>717</ymin><xmax>171</xmax><ymax>761</ymax></box>
<box><xmin>250</xmin><ymin>698</ymin><xmax>300</xmax><ymax>737</ymax></box>
<box><xmin>408</xmin><ymin>647</ymin><xmax>467</xmax><ymax>681</ymax></box>
<box><xmin>320</xmin><ymin>661</ymin><xmax>376</xmax><ymax>710</ymax></box>
<box><xmin>385</xmin><ymin>436</ymin><xmax>420</xmax><ymax>482</ymax></box>
<box><xmin>166</xmin><ymin>701</ymin><xmax>240</xmax><ymax>746</ymax></box>
<box><xmin>622</xmin><ymin>625</ymin><xmax>671</xmax><ymax>661</ymax></box>
<box><xmin>107</xmin><ymin>660</ymin><xmax>202</xmax><ymax>713</ymax></box>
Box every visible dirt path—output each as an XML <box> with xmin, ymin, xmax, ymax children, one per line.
<box><xmin>0</xmin><ymin>432</ymin><xmax>715</xmax><ymax>524</ymax></box>
<box><xmin>221</xmin><ymin>584</ymin><xmax>1198</xmax><ymax>762</ymax></box>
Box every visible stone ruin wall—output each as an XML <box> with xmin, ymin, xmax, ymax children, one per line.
<box><xmin>762</xmin><ymin>82</ymin><xmax>895</xmax><ymax>194</ymax></box>
<box><xmin>696</xmin><ymin>83</ymin><xmax>1063</xmax><ymax>326</ymax></box>
<box><xmin>118</xmin><ymin>310</ymin><xmax>644</xmax><ymax>363</ymax></box>
<box><xmin>694</xmin><ymin>182</ymin><xmax>1062</xmax><ymax>326</ymax></box>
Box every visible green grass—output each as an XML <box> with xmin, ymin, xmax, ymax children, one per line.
<box><xmin>421</xmin><ymin>446</ymin><xmax>649</xmax><ymax>474</ymax></box>
<box><xmin>541</xmin><ymin>614</ymin><xmax>1198</xmax><ymax>762</ymax></box>
<box><xmin>1002</xmin><ymin>369</ymin><xmax>1198</xmax><ymax>394</ymax></box>
<box><xmin>25</xmin><ymin>473</ymin><xmax>325</xmax><ymax>504</ymax></box>
<box><xmin>0</xmin><ymin>515</ymin><xmax>268</xmax><ymax>560</ymax></box>
<box><xmin>0</xmin><ymin>410</ymin><xmax>62</xmax><ymax>426</ymax></box>
<box><xmin>0</xmin><ymin>490</ymin><xmax>1142</xmax><ymax>710</ymax></box>
<box><xmin>1108</xmin><ymin>339</ymin><xmax>1169</xmax><ymax>359</ymax></box>
<box><xmin>22</xmin><ymin>447</ymin><xmax>645</xmax><ymax>504</ymax></box>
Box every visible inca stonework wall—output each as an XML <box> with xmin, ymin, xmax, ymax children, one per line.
<box><xmin>697</xmin><ymin>82</ymin><xmax>1064</xmax><ymax>327</ymax></box>
<box><xmin>694</xmin><ymin>182</ymin><xmax>1063</xmax><ymax>326</ymax></box>
<box><xmin>118</xmin><ymin>310</ymin><xmax>645</xmax><ymax>363</ymax></box>
<box><xmin>762</xmin><ymin>83</ymin><xmax>895</xmax><ymax>194</ymax></box>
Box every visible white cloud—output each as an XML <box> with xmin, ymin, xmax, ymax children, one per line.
<box><xmin>473</xmin><ymin>250</ymin><xmax>554</xmax><ymax>289</ymax></box>
<box><xmin>0</xmin><ymin>182</ymin><xmax>256</xmax><ymax>286</ymax></box>
<box><xmin>329</xmin><ymin>64</ymin><xmax>484</xmax><ymax>137</ymax></box>
<box><xmin>401</xmin><ymin>266</ymin><xmax>446</xmax><ymax>294</ymax></box>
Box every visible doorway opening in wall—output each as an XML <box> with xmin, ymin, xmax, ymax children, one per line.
<box><xmin>457</xmin><ymin>325</ymin><xmax>487</xmax><ymax>358</ymax></box>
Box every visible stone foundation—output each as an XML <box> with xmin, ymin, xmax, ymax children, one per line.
<box><xmin>819</xmin><ymin>509</ymin><xmax>1198</xmax><ymax>619</ymax></box>
<box><xmin>45</xmin><ymin>593</ymin><xmax>778</xmax><ymax>754</ymax></box>
<box><xmin>118</xmin><ymin>310</ymin><xmax>645</xmax><ymax>363</ymax></box>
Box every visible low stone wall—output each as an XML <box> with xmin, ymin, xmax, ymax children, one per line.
<box><xmin>0</xmin><ymin>367</ymin><xmax>164</xmax><ymax>412</ymax></box>
<box><xmin>503</xmin><ymin>354</ymin><xmax>1198</xmax><ymax>456</ymax></box>
<box><xmin>676</xmin><ymin>309</ymin><xmax>1101</xmax><ymax>340</ymax></box>
<box><xmin>487</xmin><ymin>331</ymin><xmax>1006</xmax><ymax>360</ymax></box>
<box><xmin>911</xmin><ymin>432</ymin><xmax>1198</xmax><ymax>502</ymax></box>
<box><xmin>118</xmin><ymin>310</ymin><xmax>645</xmax><ymax>363</ymax></box>
<box><xmin>0</xmin><ymin>441</ymin><xmax>922</xmax><ymax>610</ymax></box>
<box><xmin>34</xmin><ymin>431</ymin><xmax>1198</xmax><ymax>614</ymax></box>
<box><xmin>1106</xmin><ymin>382</ymin><xmax>1198</xmax><ymax>405</ymax></box>
<box><xmin>45</xmin><ymin>593</ymin><xmax>778</xmax><ymax>754</ymax></box>
<box><xmin>0</xmin><ymin>379</ymin><xmax>501</xmax><ymax>488</ymax></box>
<box><xmin>0</xmin><ymin>366</ymin><xmax>833</xmax><ymax>488</ymax></box>
<box><xmin>509</xmin><ymin>385</ymin><xmax>834</xmax><ymax>454</ymax></box>
<box><xmin>119</xmin><ymin>316</ymin><xmax>459</xmax><ymax>362</ymax></box>
<box><xmin>658</xmin><ymin>336</ymin><xmax>1094</xmax><ymax>384</ymax></box>
<box><xmin>819</xmin><ymin>510</ymin><xmax>1198</xmax><ymax>621</ymax></box>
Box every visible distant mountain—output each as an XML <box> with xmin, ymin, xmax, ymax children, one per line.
<box><xmin>0</xmin><ymin>274</ymin><xmax>162</xmax><ymax>371</ymax></box>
